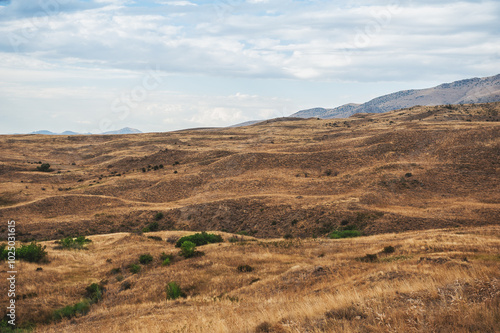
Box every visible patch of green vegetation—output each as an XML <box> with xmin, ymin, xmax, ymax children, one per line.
<box><xmin>139</xmin><ymin>254</ymin><xmax>153</xmax><ymax>264</ymax></box>
<box><xmin>165</xmin><ymin>282</ymin><xmax>185</xmax><ymax>300</ymax></box>
<box><xmin>175</xmin><ymin>232</ymin><xmax>223</xmax><ymax>248</ymax></box>
<box><xmin>142</xmin><ymin>221</ymin><xmax>159</xmax><ymax>233</ymax></box>
<box><xmin>129</xmin><ymin>264</ymin><xmax>141</xmax><ymax>274</ymax></box>
<box><xmin>1</xmin><ymin>242</ymin><xmax>48</xmax><ymax>263</ymax></box>
<box><xmin>154</xmin><ymin>212</ymin><xmax>164</xmax><ymax>220</ymax></box>
<box><xmin>180</xmin><ymin>241</ymin><xmax>196</xmax><ymax>258</ymax></box>
<box><xmin>329</xmin><ymin>229</ymin><xmax>362</xmax><ymax>239</ymax></box>
<box><xmin>380</xmin><ymin>255</ymin><xmax>412</xmax><ymax>262</ymax></box>
<box><xmin>52</xmin><ymin>283</ymin><xmax>104</xmax><ymax>322</ymax></box>
<box><xmin>52</xmin><ymin>301</ymin><xmax>90</xmax><ymax>321</ymax></box>
<box><xmin>58</xmin><ymin>236</ymin><xmax>92</xmax><ymax>250</ymax></box>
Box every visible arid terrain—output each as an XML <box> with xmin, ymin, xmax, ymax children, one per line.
<box><xmin>0</xmin><ymin>102</ymin><xmax>499</xmax><ymax>332</ymax></box>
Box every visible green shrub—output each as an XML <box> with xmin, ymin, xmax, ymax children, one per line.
<box><xmin>329</xmin><ymin>230</ymin><xmax>362</xmax><ymax>239</ymax></box>
<box><xmin>165</xmin><ymin>282</ymin><xmax>185</xmax><ymax>300</ymax></box>
<box><xmin>175</xmin><ymin>232</ymin><xmax>223</xmax><ymax>248</ymax></box>
<box><xmin>52</xmin><ymin>300</ymin><xmax>90</xmax><ymax>321</ymax></box>
<box><xmin>139</xmin><ymin>254</ymin><xmax>153</xmax><ymax>264</ymax></box>
<box><xmin>180</xmin><ymin>241</ymin><xmax>196</xmax><ymax>258</ymax></box>
<box><xmin>36</xmin><ymin>163</ymin><xmax>51</xmax><ymax>172</ymax></box>
<box><xmin>1</xmin><ymin>242</ymin><xmax>48</xmax><ymax>263</ymax></box>
<box><xmin>85</xmin><ymin>283</ymin><xmax>103</xmax><ymax>304</ymax></box>
<box><xmin>129</xmin><ymin>264</ymin><xmax>141</xmax><ymax>274</ymax></box>
<box><xmin>154</xmin><ymin>212</ymin><xmax>164</xmax><ymax>220</ymax></box>
<box><xmin>110</xmin><ymin>267</ymin><xmax>121</xmax><ymax>274</ymax></box>
<box><xmin>58</xmin><ymin>236</ymin><xmax>91</xmax><ymax>250</ymax></box>
<box><xmin>162</xmin><ymin>257</ymin><xmax>171</xmax><ymax>266</ymax></box>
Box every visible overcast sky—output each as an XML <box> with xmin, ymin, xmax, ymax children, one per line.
<box><xmin>0</xmin><ymin>0</ymin><xmax>499</xmax><ymax>134</ymax></box>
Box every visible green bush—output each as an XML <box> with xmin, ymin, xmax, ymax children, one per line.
<box><xmin>162</xmin><ymin>257</ymin><xmax>171</xmax><ymax>266</ymax></box>
<box><xmin>165</xmin><ymin>282</ymin><xmax>185</xmax><ymax>300</ymax></box>
<box><xmin>129</xmin><ymin>264</ymin><xmax>141</xmax><ymax>274</ymax></box>
<box><xmin>139</xmin><ymin>254</ymin><xmax>153</xmax><ymax>264</ymax></box>
<box><xmin>180</xmin><ymin>241</ymin><xmax>196</xmax><ymax>258</ymax></box>
<box><xmin>154</xmin><ymin>212</ymin><xmax>164</xmax><ymax>220</ymax></box>
<box><xmin>53</xmin><ymin>300</ymin><xmax>90</xmax><ymax>321</ymax></box>
<box><xmin>58</xmin><ymin>236</ymin><xmax>92</xmax><ymax>250</ymax></box>
<box><xmin>1</xmin><ymin>242</ymin><xmax>48</xmax><ymax>263</ymax></box>
<box><xmin>175</xmin><ymin>232</ymin><xmax>223</xmax><ymax>248</ymax></box>
<box><xmin>36</xmin><ymin>163</ymin><xmax>51</xmax><ymax>172</ymax></box>
<box><xmin>329</xmin><ymin>230</ymin><xmax>362</xmax><ymax>239</ymax></box>
<box><xmin>85</xmin><ymin>283</ymin><xmax>103</xmax><ymax>304</ymax></box>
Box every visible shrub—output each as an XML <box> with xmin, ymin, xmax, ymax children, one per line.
<box><xmin>154</xmin><ymin>212</ymin><xmax>164</xmax><ymax>220</ymax></box>
<box><xmin>162</xmin><ymin>257</ymin><xmax>171</xmax><ymax>266</ymax></box>
<box><xmin>147</xmin><ymin>236</ymin><xmax>163</xmax><ymax>241</ymax></box>
<box><xmin>1</xmin><ymin>242</ymin><xmax>48</xmax><ymax>263</ymax></box>
<box><xmin>129</xmin><ymin>264</ymin><xmax>141</xmax><ymax>274</ymax></box>
<box><xmin>283</xmin><ymin>233</ymin><xmax>293</xmax><ymax>239</ymax></box>
<box><xmin>147</xmin><ymin>221</ymin><xmax>159</xmax><ymax>231</ymax></box>
<box><xmin>36</xmin><ymin>163</ymin><xmax>51</xmax><ymax>172</ymax></box>
<box><xmin>165</xmin><ymin>282</ymin><xmax>185</xmax><ymax>300</ymax></box>
<box><xmin>110</xmin><ymin>268</ymin><xmax>121</xmax><ymax>274</ymax></box>
<box><xmin>58</xmin><ymin>236</ymin><xmax>91</xmax><ymax>250</ymax></box>
<box><xmin>116</xmin><ymin>275</ymin><xmax>124</xmax><ymax>282</ymax></box>
<box><xmin>139</xmin><ymin>254</ymin><xmax>153</xmax><ymax>265</ymax></box>
<box><xmin>382</xmin><ymin>246</ymin><xmax>395</xmax><ymax>254</ymax></box>
<box><xmin>329</xmin><ymin>230</ymin><xmax>362</xmax><ymax>239</ymax></box>
<box><xmin>175</xmin><ymin>232</ymin><xmax>223</xmax><ymax>248</ymax></box>
<box><xmin>237</xmin><ymin>265</ymin><xmax>253</xmax><ymax>273</ymax></box>
<box><xmin>85</xmin><ymin>283</ymin><xmax>103</xmax><ymax>304</ymax></box>
<box><xmin>180</xmin><ymin>241</ymin><xmax>196</xmax><ymax>258</ymax></box>
<box><xmin>53</xmin><ymin>300</ymin><xmax>90</xmax><ymax>321</ymax></box>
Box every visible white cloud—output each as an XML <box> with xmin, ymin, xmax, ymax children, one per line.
<box><xmin>0</xmin><ymin>0</ymin><xmax>498</xmax><ymax>133</ymax></box>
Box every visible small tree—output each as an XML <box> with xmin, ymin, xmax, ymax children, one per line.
<box><xmin>180</xmin><ymin>241</ymin><xmax>196</xmax><ymax>258</ymax></box>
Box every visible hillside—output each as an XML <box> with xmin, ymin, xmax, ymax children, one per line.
<box><xmin>0</xmin><ymin>102</ymin><xmax>499</xmax><ymax>332</ymax></box>
<box><xmin>0</xmin><ymin>102</ymin><xmax>499</xmax><ymax>242</ymax></box>
<box><xmin>293</xmin><ymin>74</ymin><xmax>500</xmax><ymax>118</ymax></box>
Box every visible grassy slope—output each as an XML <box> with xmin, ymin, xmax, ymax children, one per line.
<box><xmin>0</xmin><ymin>102</ymin><xmax>499</xmax><ymax>240</ymax></box>
<box><xmin>1</xmin><ymin>226</ymin><xmax>498</xmax><ymax>332</ymax></box>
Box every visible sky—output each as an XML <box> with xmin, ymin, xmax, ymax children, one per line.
<box><xmin>0</xmin><ymin>0</ymin><xmax>499</xmax><ymax>134</ymax></box>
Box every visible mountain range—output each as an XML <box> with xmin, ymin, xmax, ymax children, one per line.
<box><xmin>30</xmin><ymin>127</ymin><xmax>142</xmax><ymax>135</ymax></box>
<box><xmin>292</xmin><ymin>73</ymin><xmax>500</xmax><ymax>118</ymax></box>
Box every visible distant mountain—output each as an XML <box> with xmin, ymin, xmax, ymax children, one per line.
<box><xmin>228</xmin><ymin>120</ymin><xmax>264</xmax><ymax>128</ymax></box>
<box><xmin>29</xmin><ymin>128</ymin><xmax>141</xmax><ymax>135</ymax></box>
<box><xmin>292</xmin><ymin>74</ymin><xmax>500</xmax><ymax>119</ymax></box>
<box><xmin>102</xmin><ymin>127</ymin><xmax>142</xmax><ymax>135</ymax></box>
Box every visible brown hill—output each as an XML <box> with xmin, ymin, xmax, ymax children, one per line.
<box><xmin>0</xmin><ymin>102</ymin><xmax>499</xmax><ymax>241</ymax></box>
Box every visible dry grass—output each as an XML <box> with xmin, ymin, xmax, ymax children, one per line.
<box><xmin>1</xmin><ymin>226</ymin><xmax>498</xmax><ymax>332</ymax></box>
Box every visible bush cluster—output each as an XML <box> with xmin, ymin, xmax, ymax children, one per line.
<box><xmin>53</xmin><ymin>283</ymin><xmax>104</xmax><ymax>321</ymax></box>
<box><xmin>175</xmin><ymin>232</ymin><xmax>223</xmax><ymax>248</ymax></box>
<box><xmin>58</xmin><ymin>236</ymin><xmax>92</xmax><ymax>249</ymax></box>
<box><xmin>0</xmin><ymin>242</ymin><xmax>48</xmax><ymax>263</ymax></box>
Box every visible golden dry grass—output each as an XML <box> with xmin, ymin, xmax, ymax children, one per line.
<box><xmin>1</xmin><ymin>226</ymin><xmax>498</xmax><ymax>332</ymax></box>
